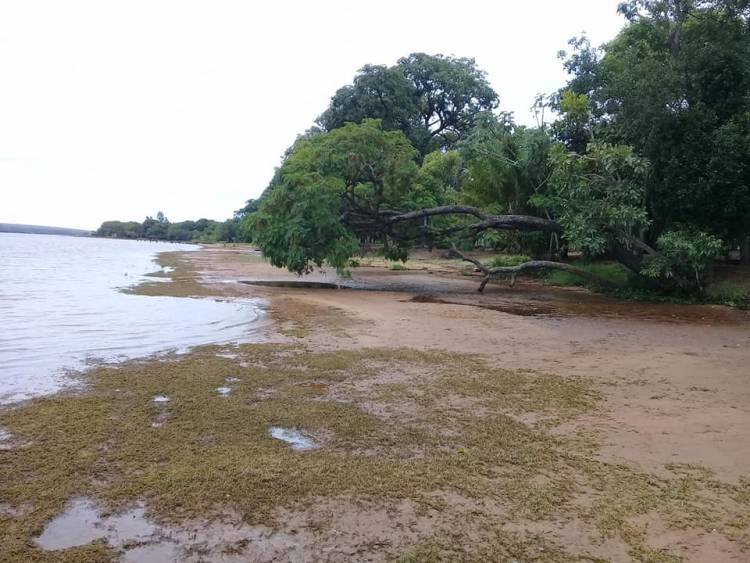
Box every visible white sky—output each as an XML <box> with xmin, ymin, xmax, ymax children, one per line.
<box><xmin>0</xmin><ymin>1</ymin><xmax>624</xmax><ymax>230</ymax></box>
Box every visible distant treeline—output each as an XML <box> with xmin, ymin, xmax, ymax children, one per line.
<box><xmin>96</xmin><ymin>211</ymin><xmax>248</xmax><ymax>243</ymax></box>
<box><xmin>0</xmin><ymin>223</ymin><xmax>92</xmax><ymax>237</ymax></box>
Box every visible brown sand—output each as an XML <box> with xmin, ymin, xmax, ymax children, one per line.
<box><xmin>44</xmin><ymin>246</ymin><xmax>750</xmax><ymax>562</ymax></box>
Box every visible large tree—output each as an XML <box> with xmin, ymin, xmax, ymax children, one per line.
<box><xmin>251</xmin><ymin>120</ymin><xmax>720</xmax><ymax>293</ymax></box>
<box><xmin>557</xmin><ymin>1</ymin><xmax>750</xmax><ymax>258</ymax></box>
<box><xmin>317</xmin><ymin>53</ymin><xmax>498</xmax><ymax>155</ymax></box>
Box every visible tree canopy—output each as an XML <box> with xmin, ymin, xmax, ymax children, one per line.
<box><xmin>317</xmin><ymin>53</ymin><xmax>498</xmax><ymax>155</ymax></box>
<box><xmin>247</xmin><ymin>5</ymin><xmax>750</xmax><ymax>295</ymax></box>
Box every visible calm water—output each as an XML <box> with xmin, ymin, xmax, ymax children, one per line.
<box><xmin>0</xmin><ymin>233</ymin><xmax>263</xmax><ymax>404</ymax></box>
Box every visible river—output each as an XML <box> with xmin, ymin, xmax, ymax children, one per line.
<box><xmin>0</xmin><ymin>233</ymin><xmax>262</xmax><ymax>404</ymax></box>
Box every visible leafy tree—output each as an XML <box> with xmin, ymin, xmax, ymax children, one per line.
<box><xmin>533</xmin><ymin>142</ymin><xmax>650</xmax><ymax>261</ymax></box>
<box><xmin>557</xmin><ymin>2</ymin><xmax>750</xmax><ymax>256</ymax></box>
<box><xmin>317</xmin><ymin>53</ymin><xmax>498</xmax><ymax>155</ymax></box>
<box><xmin>252</xmin><ymin>120</ymin><xmax>420</xmax><ymax>273</ymax></box>
<box><xmin>640</xmin><ymin>229</ymin><xmax>723</xmax><ymax>292</ymax></box>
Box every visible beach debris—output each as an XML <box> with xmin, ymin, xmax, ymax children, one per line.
<box><xmin>268</xmin><ymin>427</ymin><xmax>316</xmax><ymax>450</ymax></box>
<box><xmin>152</xmin><ymin>395</ymin><xmax>170</xmax><ymax>404</ymax></box>
<box><xmin>215</xmin><ymin>386</ymin><xmax>232</xmax><ymax>396</ymax></box>
<box><xmin>225</xmin><ymin>376</ymin><xmax>240</xmax><ymax>383</ymax></box>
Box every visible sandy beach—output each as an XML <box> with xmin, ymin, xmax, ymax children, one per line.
<box><xmin>1</xmin><ymin>245</ymin><xmax>749</xmax><ymax>562</ymax></box>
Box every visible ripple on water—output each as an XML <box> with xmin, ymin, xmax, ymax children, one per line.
<box><xmin>0</xmin><ymin>234</ymin><xmax>265</xmax><ymax>406</ymax></box>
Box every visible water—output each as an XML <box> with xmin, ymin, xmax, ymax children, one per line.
<box><xmin>268</xmin><ymin>426</ymin><xmax>316</xmax><ymax>450</ymax></box>
<box><xmin>0</xmin><ymin>233</ymin><xmax>263</xmax><ymax>404</ymax></box>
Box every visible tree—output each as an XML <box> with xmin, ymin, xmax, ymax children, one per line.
<box><xmin>251</xmin><ymin>120</ymin><xmax>420</xmax><ymax>273</ymax></box>
<box><xmin>317</xmin><ymin>53</ymin><xmax>498</xmax><ymax>155</ymax></box>
<box><xmin>556</xmin><ymin>2</ymin><xmax>750</xmax><ymax>257</ymax></box>
<box><xmin>252</xmin><ymin>119</ymin><xmax>724</xmax><ymax>293</ymax></box>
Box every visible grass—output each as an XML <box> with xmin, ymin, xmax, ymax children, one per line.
<box><xmin>389</xmin><ymin>262</ymin><xmax>408</xmax><ymax>271</ymax></box>
<box><xmin>542</xmin><ymin>259</ymin><xmax>750</xmax><ymax>309</ymax></box>
<box><xmin>543</xmin><ymin>260</ymin><xmax>632</xmax><ymax>289</ymax></box>
<box><xmin>705</xmin><ymin>279</ymin><xmax>750</xmax><ymax>309</ymax></box>
<box><xmin>489</xmin><ymin>254</ymin><xmax>532</xmax><ymax>268</ymax></box>
<box><xmin>125</xmin><ymin>251</ymin><xmax>223</xmax><ymax>298</ymax></box>
<box><xmin>1</xmin><ymin>345</ymin><xmax>747</xmax><ymax>561</ymax></box>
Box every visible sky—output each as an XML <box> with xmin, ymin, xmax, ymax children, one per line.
<box><xmin>0</xmin><ymin>1</ymin><xmax>625</xmax><ymax>230</ymax></box>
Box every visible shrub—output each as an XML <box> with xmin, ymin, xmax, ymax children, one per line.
<box><xmin>640</xmin><ymin>230</ymin><xmax>723</xmax><ymax>294</ymax></box>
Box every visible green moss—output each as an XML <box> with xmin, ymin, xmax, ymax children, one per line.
<box><xmin>0</xmin><ymin>346</ymin><xmax>745</xmax><ymax>561</ymax></box>
<box><xmin>125</xmin><ymin>252</ymin><xmax>221</xmax><ymax>298</ymax></box>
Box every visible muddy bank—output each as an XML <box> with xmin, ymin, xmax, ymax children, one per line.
<box><xmin>2</xmin><ymin>245</ymin><xmax>748</xmax><ymax>563</ymax></box>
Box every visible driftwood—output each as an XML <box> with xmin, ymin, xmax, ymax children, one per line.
<box><xmin>449</xmin><ymin>246</ymin><xmax>622</xmax><ymax>293</ymax></box>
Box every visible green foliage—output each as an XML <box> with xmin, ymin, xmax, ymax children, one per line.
<box><xmin>460</xmin><ymin>113</ymin><xmax>552</xmax><ymax>215</ymax></box>
<box><xmin>413</xmin><ymin>150</ymin><xmax>464</xmax><ymax>207</ymax></box>
<box><xmin>705</xmin><ymin>279</ymin><xmax>750</xmax><ymax>309</ymax></box>
<box><xmin>490</xmin><ymin>254</ymin><xmax>532</xmax><ymax>267</ymax></box>
<box><xmin>559</xmin><ymin>4</ymin><xmax>750</xmax><ymax>241</ymax></box>
<box><xmin>544</xmin><ymin>261</ymin><xmax>632</xmax><ymax>289</ymax></box>
<box><xmin>96</xmin><ymin>214</ymin><xmax>240</xmax><ymax>243</ymax></box>
<box><xmin>252</xmin><ymin>120</ymin><xmax>420</xmax><ymax>273</ymax></box>
<box><xmin>533</xmin><ymin>142</ymin><xmax>650</xmax><ymax>257</ymax></box>
<box><xmin>317</xmin><ymin>53</ymin><xmax>498</xmax><ymax>154</ymax></box>
<box><xmin>640</xmin><ymin>229</ymin><xmax>723</xmax><ymax>292</ymax></box>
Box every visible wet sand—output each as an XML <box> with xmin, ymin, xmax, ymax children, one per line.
<box><xmin>3</xmin><ymin>245</ymin><xmax>749</xmax><ymax>562</ymax></box>
<box><xmin>195</xmin><ymin>247</ymin><xmax>750</xmax><ymax>483</ymax></box>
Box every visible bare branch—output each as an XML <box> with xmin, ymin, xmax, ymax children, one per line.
<box><xmin>448</xmin><ymin>246</ymin><xmax>621</xmax><ymax>293</ymax></box>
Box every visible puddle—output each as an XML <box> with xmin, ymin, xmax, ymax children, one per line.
<box><xmin>215</xmin><ymin>386</ymin><xmax>232</xmax><ymax>396</ymax></box>
<box><xmin>151</xmin><ymin>411</ymin><xmax>169</xmax><ymax>428</ymax></box>
<box><xmin>121</xmin><ymin>542</ymin><xmax>180</xmax><ymax>563</ymax></box>
<box><xmin>268</xmin><ymin>427</ymin><xmax>316</xmax><ymax>450</ymax></box>
<box><xmin>35</xmin><ymin>497</ymin><xmax>156</xmax><ymax>551</ymax></box>
<box><xmin>35</xmin><ymin>496</ymin><xmax>296</xmax><ymax>562</ymax></box>
<box><xmin>152</xmin><ymin>395</ymin><xmax>170</xmax><ymax>404</ymax></box>
<box><xmin>217</xmin><ymin>352</ymin><xmax>239</xmax><ymax>360</ymax></box>
<box><xmin>0</xmin><ymin>428</ymin><xmax>13</xmax><ymax>450</ymax></box>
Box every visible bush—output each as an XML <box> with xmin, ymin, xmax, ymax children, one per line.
<box><xmin>705</xmin><ymin>281</ymin><xmax>750</xmax><ymax>309</ymax></box>
<box><xmin>640</xmin><ymin>230</ymin><xmax>723</xmax><ymax>294</ymax></box>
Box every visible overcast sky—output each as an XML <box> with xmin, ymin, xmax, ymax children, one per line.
<box><xmin>1</xmin><ymin>1</ymin><xmax>625</xmax><ymax>230</ymax></box>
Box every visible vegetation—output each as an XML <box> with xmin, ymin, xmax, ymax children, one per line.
<box><xmin>96</xmin><ymin>210</ymin><xmax>250</xmax><ymax>243</ymax></box>
<box><xmin>2</xmin><ymin>344</ymin><xmax>746</xmax><ymax>561</ymax></box>
<box><xmin>244</xmin><ymin>2</ymin><xmax>749</xmax><ymax>300</ymax></box>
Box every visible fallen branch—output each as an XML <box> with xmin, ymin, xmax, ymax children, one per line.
<box><xmin>449</xmin><ymin>246</ymin><xmax>622</xmax><ymax>293</ymax></box>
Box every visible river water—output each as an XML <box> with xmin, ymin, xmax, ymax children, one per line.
<box><xmin>0</xmin><ymin>233</ymin><xmax>263</xmax><ymax>405</ymax></box>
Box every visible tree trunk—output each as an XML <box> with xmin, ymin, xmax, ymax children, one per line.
<box><xmin>741</xmin><ymin>235</ymin><xmax>750</xmax><ymax>266</ymax></box>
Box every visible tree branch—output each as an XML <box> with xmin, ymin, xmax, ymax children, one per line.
<box><xmin>448</xmin><ymin>245</ymin><xmax>622</xmax><ymax>293</ymax></box>
<box><xmin>382</xmin><ymin>205</ymin><xmax>561</xmax><ymax>233</ymax></box>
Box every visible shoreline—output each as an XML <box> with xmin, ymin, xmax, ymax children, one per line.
<box><xmin>1</xmin><ymin>246</ymin><xmax>748</xmax><ymax>561</ymax></box>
